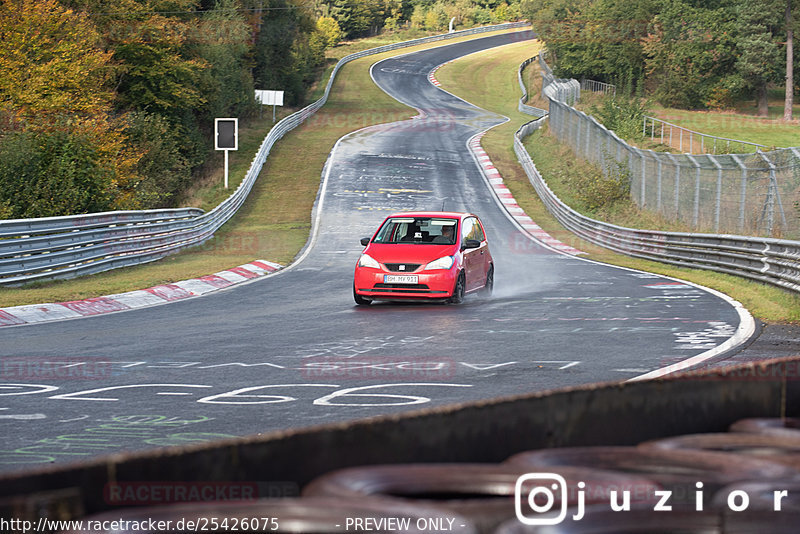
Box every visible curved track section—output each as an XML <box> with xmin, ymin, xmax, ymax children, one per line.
<box><xmin>0</xmin><ymin>32</ymin><xmax>751</xmax><ymax>473</ymax></box>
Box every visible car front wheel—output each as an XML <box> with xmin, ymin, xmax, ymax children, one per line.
<box><xmin>353</xmin><ymin>285</ymin><xmax>371</xmax><ymax>306</ymax></box>
<box><xmin>448</xmin><ymin>273</ymin><xmax>465</xmax><ymax>304</ymax></box>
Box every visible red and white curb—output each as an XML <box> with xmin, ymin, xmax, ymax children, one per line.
<box><xmin>427</xmin><ymin>61</ymin><xmax>453</xmax><ymax>87</ymax></box>
<box><xmin>469</xmin><ymin>134</ymin><xmax>584</xmax><ymax>256</ymax></box>
<box><xmin>0</xmin><ymin>260</ymin><xmax>283</xmax><ymax>327</ymax></box>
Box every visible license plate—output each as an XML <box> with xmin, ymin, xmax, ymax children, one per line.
<box><xmin>384</xmin><ymin>275</ymin><xmax>418</xmax><ymax>284</ymax></box>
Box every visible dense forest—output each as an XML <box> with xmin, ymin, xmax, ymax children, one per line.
<box><xmin>0</xmin><ymin>0</ymin><xmax>523</xmax><ymax>219</ymax></box>
<box><xmin>0</xmin><ymin>0</ymin><xmax>796</xmax><ymax>219</ymax></box>
<box><xmin>522</xmin><ymin>0</ymin><xmax>797</xmax><ymax>116</ymax></box>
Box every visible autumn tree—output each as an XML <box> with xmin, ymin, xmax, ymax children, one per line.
<box><xmin>0</xmin><ymin>0</ymin><xmax>141</xmax><ymax>216</ymax></box>
<box><xmin>0</xmin><ymin>0</ymin><xmax>113</xmax><ymax>122</ymax></box>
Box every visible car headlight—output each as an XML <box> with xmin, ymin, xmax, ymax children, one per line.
<box><xmin>424</xmin><ymin>255</ymin><xmax>454</xmax><ymax>270</ymax></box>
<box><xmin>358</xmin><ymin>253</ymin><xmax>381</xmax><ymax>269</ymax></box>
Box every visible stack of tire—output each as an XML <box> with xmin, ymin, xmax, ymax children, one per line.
<box><xmin>64</xmin><ymin>418</ymin><xmax>800</xmax><ymax>533</ymax></box>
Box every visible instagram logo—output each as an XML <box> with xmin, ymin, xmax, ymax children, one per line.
<box><xmin>515</xmin><ymin>473</ymin><xmax>568</xmax><ymax>526</ymax></box>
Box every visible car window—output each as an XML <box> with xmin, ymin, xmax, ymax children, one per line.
<box><xmin>373</xmin><ymin>217</ymin><xmax>458</xmax><ymax>244</ymax></box>
<box><xmin>470</xmin><ymin>218</ymin><xmax>485</xmax><ymax>241</ymax></box>
<box><xmin>460</xmin><ymin>218</ymin><xmax>474</xmax><ymax>243</ymax></box>
<box><xmin>462</xmin><ymin>217</ymin><xmax>484</xmax><ymax>242</ymax></box>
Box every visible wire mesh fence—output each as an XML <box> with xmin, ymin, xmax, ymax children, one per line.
<box><xmin>539</xmin><ymin>57</ymin><xmax>800</xmax><ymax>239</ymax></box>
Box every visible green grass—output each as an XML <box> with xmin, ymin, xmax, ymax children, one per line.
<box><xmin>650</xmin><ymin>105</ymin><xmax>800</xmax><ymax>150</ymax></box>
<box><xmin>435</xmin><ymin>41</ymin><xmax>800</xmax><ymax>324</ymax></box>
<box><xmin>0</xmin><ymin>27</ymin><xmax>526</xmax><ymax>308</ymax></box>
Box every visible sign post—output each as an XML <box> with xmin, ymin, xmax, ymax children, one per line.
<box><xmin>214</xmin><ymin>118</ymin><xmax>238</xmax><ymax>189</ymax></box>
<box><xmin>255</xmin><ymin>90</ymin><xmax>284</xmax><ymax>123</ymax></box>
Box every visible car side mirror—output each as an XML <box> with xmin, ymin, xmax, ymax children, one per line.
<box><xmin>360</xmin><ymin>237</ymin><xmax>371</xmax><ymax>246</ymax></box>
<box><xmin>462</xmin><ymin>239</ymin><xmax>481</xmax><ymax>250</ymax></box>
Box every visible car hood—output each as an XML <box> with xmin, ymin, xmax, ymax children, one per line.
<box><xmin>363</xmin><ymin>243</ymin><xmax>457</xmax><ymax>265</ymax></box>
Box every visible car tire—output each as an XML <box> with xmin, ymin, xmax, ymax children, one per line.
<box><xmin>505</xmin><ymin>446</ymin><xmax>798</xmax><ymax>496</ymax></box>
<box><xmin>481</xmin><ymin>265</ymin><xmax>494</xmax><ymax>296</ymax></box>
<box><xmin>353</xmin><ymin>285</ymin><xmax>371</xmax><ymax>306</ymax></box>
<box><xmin>302</xmin><ymin>463</ymin><xmax>657</xmax><ymax>534</ymax></box>
<box><xmin>449</xmin><ymin>272</ymin><xmax>465</xmax><ymax>304</ymax></box>
<box><xmin>730</xmin><ymin>418</ymin><xmax>800</xmax><ymax>438</ymax></box>
<box><xmin>639</xmin><ymin>432</ymin><xmax>800</xmax><ymax>469</ymax></box>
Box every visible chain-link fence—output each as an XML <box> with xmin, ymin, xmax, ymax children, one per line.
<box><xmin>539</xmin><ymin>58</ymin><xmax>800</xmax><ymax>240</ymax></box>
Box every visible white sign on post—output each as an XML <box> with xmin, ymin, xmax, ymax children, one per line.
<box><xmin>214</xmin><ymin>118</ymin><xmax>238</xmax><ymax>189</ymax></box>
<box><xmin>255</xmin><ymin>90</ymin><xmax>284</xmax><ymax>122</ymax></box>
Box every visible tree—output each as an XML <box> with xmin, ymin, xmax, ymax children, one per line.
<box><xmin>735</xmin><ymin>0</ymin><xmax>784</xmax><ymax>116</ymax></box>
<box><xmin>0</xmin><ymin>129</ymin><xmax>116</xmax><ymax>218</ymax></box>
<box><xmin>189</xmin><ymin>0</ymin><xmax>256</xmax><ymax>120</ymax></box>
<box><xmin>111</xmin><ymin>11</ymin><xmax>207</xmax><ymax>117</ymax></box>
<box><xmin>784</xmin><ymin>0</ymin><xmax>794</xmax><ymax>120</ymax></box>
<box><xmin>643</xmin><ymin>2</ymin><xmax>739</xmax><ymax>109</ymax></box>
<box><xmin>0</xmin><ymin>0</ymin><xmax>143</xmax><ymax>215</ymax></box>
<box><xmin>0</xmin><ymin>0</ymin><xmax>114</xmax><ymax>122</ymax></box>
<box><xmin>317</xmin><ymin>16</ymin><xmax>343</xmax><ymax>47</ymax></box>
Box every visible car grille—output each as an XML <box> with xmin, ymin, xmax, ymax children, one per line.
<box><xmin>373</xmin><ymin>283</ymin><xmax>430</xmax><ymax>290</ymax></box>
<box><xmin>384</xmin><ymin>263</ymin><xmax>421</xmax><ymax>272</ymax></box>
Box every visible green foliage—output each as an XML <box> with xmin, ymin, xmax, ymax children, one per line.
<box><xmin>253</xmin><ymin>0</ymin><xmax>326</xmax><ymax>106</ymax></box>
<box><xmin>643</xmin><ymin>2</ymin><xmax>742</xmax><ymax>109</ymax></box>
<box><xmin>122</xmin><ymin>112</ymin><xmax>193</xmax><ymax>209</ymax></box>
<box><xmin>111</xmin><ymin>15</ymin><xmax>206</xmax><ymax>117</ymax></box>
<box><xmin>0</xmin><ymin>129</ymin><xmax>114</xmax><ymax>218</ymax></box>
<box><xmin>1</xmin><ymin>0</ymin><xmax>530</xmax><ymax>219</ymax></box>
<box><xmin>544</xmin><ymin>133</ymin><xmax>631</xmax><ymax>214</ymax></box>
<box><xmin>190</xmin><ymin>0</ymin><xmax>257</xmax><ymax>121</ymax></box>
<box><xmin>317</xmin><ymin>16</ymin><xmax>343</xmax><ymax>47</ymax></box>
<box><xmin>524</xmin><ymin>0</ymin><xmax>795</xmax><ymax>111</ymax></box>
<box><xmin>573</xmin><ymin>157</ymin><xmax>631</xmax><ymax>213</ymax></box>
<box><xmin>0</xmin><ymin>0</ymin><xmax>114</xmax><ymax>118</ymax></box>
<box><xmin>589</xmin><ymin>95</ymin><xmax>651</xmax><ymax>141</ymax></box>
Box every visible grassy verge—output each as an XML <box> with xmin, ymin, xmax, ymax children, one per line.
<box><xmin>650</xmin><ymin>104</ymin><xmax>800</xmax><ymax>150</ymax></box>
<box><xmin>0</xmin><ymin>27</ymin><xmax>526</xmax><ymax>308</ymax></box>
<box><xmin>435</xmin><ymin>40</ymin><xmax>800</xmax><ymax>323</ymax></box>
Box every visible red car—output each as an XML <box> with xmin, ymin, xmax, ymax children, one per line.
<box><xmin>353</xmin><ymin>211</ymin><xmax>494</xmax><ymax>305</ymax></box>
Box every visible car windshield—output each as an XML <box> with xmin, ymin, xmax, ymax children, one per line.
<box><xmin>373</xmin><ymin>217</ymin><xmax>458</xmax><ymax>245</ymax></box>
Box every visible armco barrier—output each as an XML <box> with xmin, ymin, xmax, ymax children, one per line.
<box><xmin>516</xmin><ymin>58</ymin><xmax>800</xmax><ymax>294</ymax></box>
<box><xmin>515</xmin><ymin>118</ymin><xmax>800</xmax><ymax>293</ymax></box>
<box><xmin>0</xmin><ymin>22</ymin><xmax>529</xmax><ymax>287</ymax></box>
<box><xmin>0</xmin><ymin>356</ymin><xmax>798</xmax><ymax>527</ymax></box>
<box><xmin>516</xmin><ymin>56</ymin><xmax>547</xmax><ymax>118</ymax></box>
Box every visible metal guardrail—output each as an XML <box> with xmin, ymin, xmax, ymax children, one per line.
<box><xmin>581</xmin><ymin>78</ymin><xmax>616</xmax><ymax>96</ymax></box>
<box><xmin>537</xmin><ymin>54</ymin><xmax>580</xmax><ymax>104</ymax></box>
<box><xmin>514</xmin><ymin>58</ymin><xmax>800</xmax><ymax>294</ymax></box>
<box><xmin>517</xmin><ymin>56</ymin><xmax>547</xmax><ymax>118</ymax></box>
<box><xmin>0</xmin><ymin>22</ymin><xmax>529</xmax><ymax>287</ymax></box>
<box><xmin>642</xmin><ymin>115</ymin><xmax>767</xmax><ymax>155</ymax></box>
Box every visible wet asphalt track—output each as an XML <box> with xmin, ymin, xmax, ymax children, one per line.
<box><xmin>0</xmin><ymin>31</ymin><xmax>752</xmax><ymax>473</ymax></box>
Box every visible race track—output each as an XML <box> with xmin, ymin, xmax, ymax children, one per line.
<box><xmin>0</xmin><ymin>31</ymin><xmax>752</xmax><ymax>473</ymax></box>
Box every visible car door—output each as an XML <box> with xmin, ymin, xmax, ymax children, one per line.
<box><xmin>460</xmin><ymin>217</ymin><xmax>486</xmax><ymax>291</ymax></box>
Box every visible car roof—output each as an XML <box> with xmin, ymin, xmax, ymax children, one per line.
<box><xmin>383</xmin><ymin>211</ymin><xmax>471</xmax><ymax>219</ymax></box>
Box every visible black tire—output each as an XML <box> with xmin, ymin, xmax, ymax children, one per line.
<box><xmin>481</xmin><ymin>265</ymin><xmax>494</xmax><ymax>296</ymax></box>
<box><xmin>449</xmin><ymin>272</ymin><xmax>465</xmax><ymax>304</ymax></box>
<box><xmin>505</xmin><ymin>446</ymin><xmax>797</xmax><ymax>497</ymax></box>
<box><xmin>639</xmin><ymin>432</ymin><xmax>800</xmax><ymax>469</ymax></box>
<box><xmin>302</xmin><ymin>463</ymin><xmax>658</xmax><ymax>534</ymax></box>
<box><xmin>353</xmin><ymin>285</ymin><xmax>371</xmax><ymax>306</ymax></box>
<box><xmin>730</xmin><ymin>417</ymin><xmax>800</xmax><ymax>438</ymax></box>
